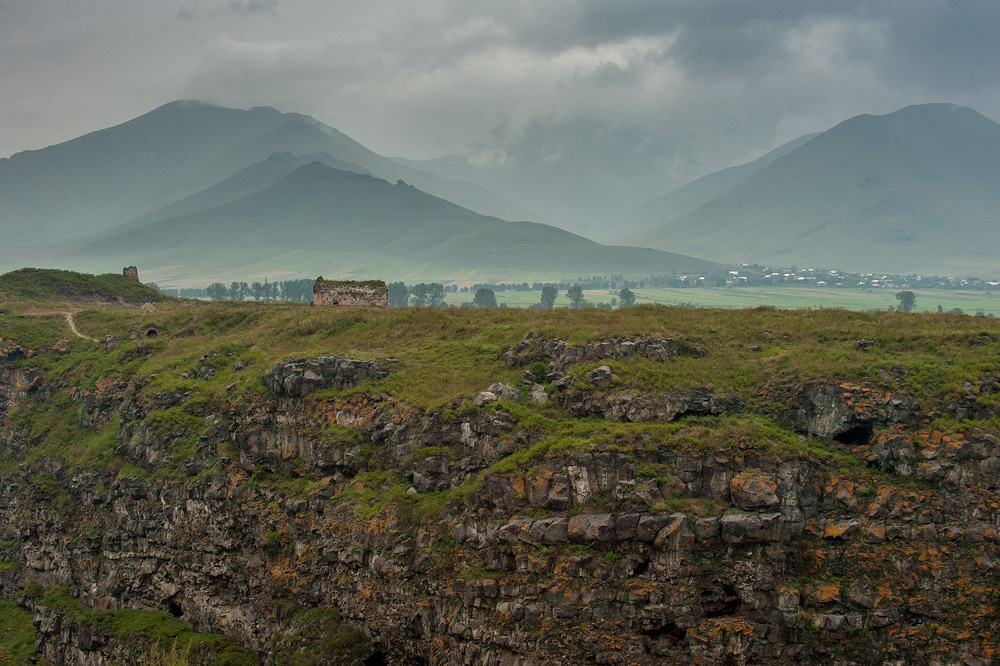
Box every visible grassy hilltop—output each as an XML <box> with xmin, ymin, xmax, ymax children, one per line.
<box><xmin>0</xmin><ymin>268</ymin><xmax>167</xmax><ymax>306</ymax></box>
<box><xmin>1</xmin><ymin>272</ymin><xmax>996</xmax><ymax>411</ymax></box>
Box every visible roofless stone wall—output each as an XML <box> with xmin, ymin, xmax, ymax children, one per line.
<box><xmin>311</xmin><ymin>277</ymin><xmax>388</xmax><ymax>307</ymax></box>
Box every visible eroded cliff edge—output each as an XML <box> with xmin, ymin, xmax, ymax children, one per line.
<box><xmin>1</xmin><ymin>305</ymin><xmax>998</xmax><ymax>665</ymax></box>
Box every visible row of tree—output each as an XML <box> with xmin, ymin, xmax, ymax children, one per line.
<box><xmin>549</xmin><ymin>285</ymin><xmax>635</xmax><ymax>309</ymax></box>
<box><xmin>205</xmin><ymin>279</ymin><xmax>314</xmax><ymax>302</ymax></box>
<box><xmin>198</xmin><ymin>279</ymin><xmax>638</xmax><ymax>309</ymax></box>
<box><xmin>386</xmin><ymin>282</ymin><xmax>447</xmax><ymax>307</ymax></box>
<box><xmin>386</xmin><ymin>283</ymin><xmax>637</xmax><ymax>309</ymax></box>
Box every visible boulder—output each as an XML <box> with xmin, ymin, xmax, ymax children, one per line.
<box><xmin>653</xmin><ymin>514</ymin><xmax>690</xmax><ymax>549</ymax></box>
<box><xmin>720</xmin><ymin>513</ymin><xmax>763</xmax><ymax>543</ymax></box>
<box><xmin>695</xmin><ymin>516</ymin><xmax>721</xmax><ymax>541</ymax></box>
<box><xmin>588</xmin><ymin>366</ymin><xmax>616</xmax><ymax>389</ymax></box>
<box><xmin>473</xmin><ymin>391</ymin><xmax>498</xmax><ymax>407</ymax></box>
<box><xmin>615</xmin><ymin>513</ymin><xmax>641</xmax><ymax>540</ymax></box>
<box><xmin>528</xmin><ymin>517</ymin><xmax>569</xmax><ymax>544</ymax></box>
<box><xmin>730</xmin><ymin>474</ymin><xmax>780</xmax><ymax>510</ymax></box>
<box><xmin>486</xmin><ymin>383</ymin><xmax>521</xmax><ymax>401</ymax></box>
<box><xmin>530</xmin><ymin>384</ymin><xmax>549</xmax><ymax>406</ymax></box>
<box><xmin>262</xmin><ymin>356</ymin><xmax>387</xmax><ymax>396</ymax></box>
<box><xmin>637</xmin><ymin>514</ymin><xmax>672</xmax><ymax>542</ymax></box>
<box><xmin>567</xmin><ymin>513</ymin><xmax>615</xmax><ymax>543</ymax></box>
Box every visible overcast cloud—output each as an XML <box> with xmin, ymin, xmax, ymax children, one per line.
<box><xmin>1</xmin><ymin>0</ymin><xmax>999</xmax><ymax>180</ymax></box>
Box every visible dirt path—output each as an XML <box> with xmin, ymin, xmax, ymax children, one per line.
<box><xmin>64</xmin><ymin>312</ymin><xmax>96</xmax><ymax>342</ymax></box>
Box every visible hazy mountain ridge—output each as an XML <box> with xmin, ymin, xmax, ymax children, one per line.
<box><xmin>633</xmin><ymin>103</ymin><xmax>1000</xmax><ymax>276</ymax></box>
<box><xmin>394</xmin><ymin>118</ymin><xmax>686</xmax><ymax>236</ymax></box>
<box><xmin>4</xmin><ymin>100</ymin><xmax>1000</xmax><ymax>281</ymax></box>
<box><xmin>609</xmin><ymin>132</ymin><xmax>820</xmax><ymax>243</ymax></box>
<box><xmin>120</xmin><ymin>152</ymin><xmax>373</xmax><ymax>229</ymax></box>
<box><xmin>0</xmin><ymin>101</ymin><xmax>291</xmax><ymax>242</ymax></box>
<box><xmin>59</xmin><ymin>161</ymin><xmax>723</xmax><ymax>284</ymax></box>
<box><xmin>0</xmin><ymin>100</ymin><xmax>530</xmax><ymax>249</ymax></box>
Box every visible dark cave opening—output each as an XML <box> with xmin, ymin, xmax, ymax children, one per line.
<box><xmin>702</xmin><ymin>584</ymin><xmax>740</xmax><ymax>618</ymax></box>
<box><xmin>364</xmin><ymin>651</ymin><xmax>388</xmax><ymax>666</ymax></box>
<box><xmin>644</xmin><ymin>620</ymin><xmax>686</xmax><ymax>642</ymax></box>
<box><xmin>632</xmin><ymin>559</ymin><xmax>650</xmax><ymax>576</ymax></box>
<box><xmin>833</xmin><ymin>423</ymin><xmax>874</xmax><ymax>447</ymax></box>
<box><xmin>167</xmin><ymin>598</ymin><xmax>183</xmax><ymax>618</ymax></box>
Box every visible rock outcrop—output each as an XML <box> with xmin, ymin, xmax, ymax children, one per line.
<box><xmin>262</xmin><ymin>356</ymin><xmax>390</xmax><ymax>396</ymax></box>
<box><xmin>1</xmin><ymin>329</ymin><xmax>998</xmax><ymax>666</ymax></box>
<box><xmin>502</xmin><ymin>336</ymin><xmax>703</xmax><ymax>375</ymax></box>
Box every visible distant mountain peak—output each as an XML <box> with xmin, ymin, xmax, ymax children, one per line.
<box><xmin>630</xmin><ymin>102</ymin><xmax>1000</xmax><ymax>276</ymax></box>
<box><xmin>0</xmin><ymin>99</ymin><xmax>532</xmax><ymax>253</ymax></box>
<box><xmin>164</xmin><ymin>98</ymin><xmax>219</xmax><ymax>108</ymax></box>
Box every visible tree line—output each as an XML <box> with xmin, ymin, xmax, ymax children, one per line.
<box><xmin>195</xmin><ymin>278</ymin><xmax>639</xmax><ymax>309</ymax></box>
<box><xmin>204</xmin><ymin>279</ymin><xmax>314</xmax><ymax>302</ymax></box>
<box><xmin>387</xmin><ymin>282</ymin><xmax>636</xmax><ymax>309</ymax></box>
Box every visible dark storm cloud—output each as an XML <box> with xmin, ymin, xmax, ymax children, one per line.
<box><xmin>877</xmin><ymin>1</ymin><xmax>1000</xmax><ymax>93</ymax></box>
<box><xmin>0</xmin><ymin>0</ymin><xmax>999</xmax><ymax>182</ymax></box>
<box><xmin>483</xmin><ymin>0</ymin><xmax>999</xmax><ymax>89</ymax></box>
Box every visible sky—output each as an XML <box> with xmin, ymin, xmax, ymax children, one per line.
<box><xmin>2</xmin><ymin>0</ymin><xmax>1000</xmax><ymax>181</ymax></box>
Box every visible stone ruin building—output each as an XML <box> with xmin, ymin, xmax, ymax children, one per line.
<box><xmin>123</xmin><ymin>266</ymin><xmax>139</xmax><ymax>282</ymax></box>
<box><xmin>311</xmin><ymin>277</ymin><xmax>388</xmax><ymax>307</ymax></box>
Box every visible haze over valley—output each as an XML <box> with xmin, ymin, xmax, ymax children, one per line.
<box><xmin>3</xmin><ymin>99</ymin><xmax>1000</xmax><ymax>286</ymax></box>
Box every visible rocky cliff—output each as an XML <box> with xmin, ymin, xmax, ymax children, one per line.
<box><xmin>0</xmin><ymin>304</ymin><xmax>998</xmax><ymax>665</ymax></box>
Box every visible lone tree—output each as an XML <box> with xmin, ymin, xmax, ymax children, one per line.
<box><xmin>206</xmin><ymin>282</ymin><xmax>228</xmax><ymax>301</ymax></box>
<box><xmin>619</xmin><ymin>287</ymin><xmax>636</xmax><ymax>308</ymax></box>
<box><xmin>409</xmin><ymin>283</ymin><xmax>430</xmax><ymax>306</ymax></box>
<box><xmin>540</xmin><ymin>285</ymin><xmax>558</xmax><ymax>308</ymax></box>
<box><xmin>473</xmin><ymin>288</ymin><xmax>497</xmax><ymax>308</ymax></box>
<box><xmin>410</xmin><ymin>283</ymin><xmax>446</xmax><ymax>307</ymax></box>
<box><xmin>566</xmin><ymin>284</ymin><xmax>586</xmax><ymax>309</ymax></box>
<box><xmin>428</xmin><ymin>283</ymin><xmax>446</xmax><ymax>307</ymax></box>
<box><xmin>895</xmin><ymin>290</ymin><xmax>916</xmax><ymax>312</ymax></box>
<box><xmin>387</xmin><ymin>281</ymin><xmax>409</xmax><ymax>308</ymax></box>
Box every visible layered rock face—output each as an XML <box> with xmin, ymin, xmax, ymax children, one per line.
<box><xmin>1</xmin><ymin>332</ymin><xmax>999</xmax><ymax>665</ymax></box>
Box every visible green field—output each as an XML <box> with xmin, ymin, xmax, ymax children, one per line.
<box><xmin>446</xmin><ymin>286</ymin><xmax>1000</xmax><ymax>315</ymax></box>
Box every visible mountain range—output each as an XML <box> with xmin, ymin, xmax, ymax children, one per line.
<box><xmin>0</xmin><ymin>100</ymin><xmax>532</xmax><ymax>248</ymax></box>
<box><xmin>1</xmin><ymin>100</ymin><xmax>999</xmax><ymax>282</ymax></box>
<box><xmin>36</xmin><ymin>160</ymin><xmax>723</xmax><ymax>285</ymax></box>
<box><xmin>627</xmin><ymin>104</ymin><xmax>1000</xmax><ymax>276</ymax></box>
<box><xmin>606</xmin><ymin>132</ymin><xmax>819</xmax><ymax>244</ymax></box>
